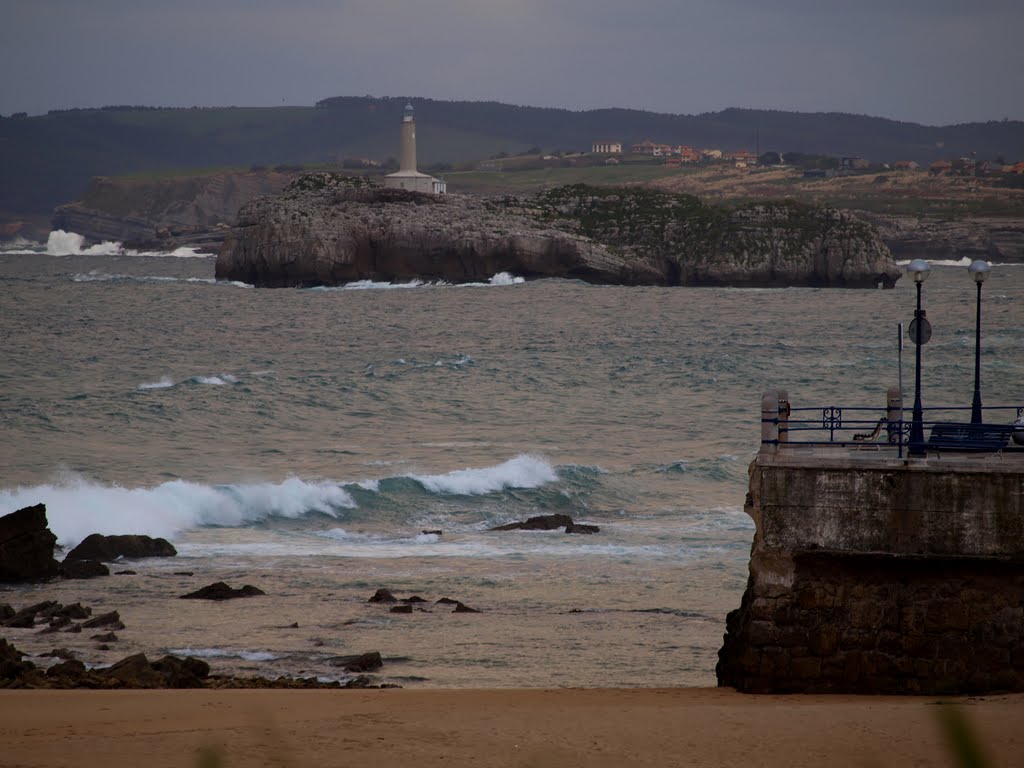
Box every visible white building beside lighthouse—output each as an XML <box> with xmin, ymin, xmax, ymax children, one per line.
<box><xmin>383</xmin><ymin>104</ymin><xmax>447</xmax><ymax>195</ymax></box>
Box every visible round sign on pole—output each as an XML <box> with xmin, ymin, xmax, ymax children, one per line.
<box><xmin>909</xmin><ymin>316</ymin><xmax>932</xmax><ymax>345</ymax></box>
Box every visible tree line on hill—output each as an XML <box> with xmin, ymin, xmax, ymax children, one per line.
<box><xmin>1</xmin><ymin>96</ymin><xmax>1022</xmax><ymax>216</ymax></box>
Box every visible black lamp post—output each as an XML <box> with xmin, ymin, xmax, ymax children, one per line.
<box><xmin>968</xmin><ymin>259</ymin><xmax>991</xmax><ymax>424</ymax></box>
<box><xmin>907</xmin><ymin>259</ymin><xmax>931</xmax><ymax>457</ymax></box>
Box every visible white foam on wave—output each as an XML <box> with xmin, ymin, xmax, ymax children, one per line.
<box><xmin>192</xmin><ymin>374</ymin><xmax>239</xmax><ymax>386</ymax></box>
<box><xmin>309</xmin><ymin>273</ymin><xmax>524</xmax><ymax>291</ymax></box>
<box><xmin>138</xmin><ymin>376</ymin><xmax>176</xmax><ymax>390</ymax></box>
<box><xmin>0</xmin><ymin>474</ymin><xmax>357</xmax><ymax>547</ymax></box>
<box><xmin>137</xmin><ymin>373</ymin><xmax>240</xmax><ymax>389</ymax></box>
<box><xmin>408</xmin><ymin>454</ymin><xmax>557</xmax><ymax>495</ymax></box>
<box><xmin>168</xmin><ymin>647</ymin><xmax>280</xmax><ymax>662</ymax></box>
<box><xmin>47</xmin><ymin>230</ymin><xmax>125</xmax><ymax>256</ymax></box>
<box><xmin>457</xmin><ymin>272</ymin><xmax>526</xmax><ymax>287</ymax></box>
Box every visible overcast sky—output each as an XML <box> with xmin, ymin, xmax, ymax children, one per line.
<box><xmin>2</xmin><ymin>1</ymin><xmax>1023</xmax><ymax>125</ymax></box>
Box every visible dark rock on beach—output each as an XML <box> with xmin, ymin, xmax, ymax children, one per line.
<box><xmin>330</xmin><ymin>651</ymin><xmax>383</xmax><ymax>673</ymax></box>
<box><xmin>60</xmin><ymin>559</ymin><xmax>110</xmax><ymax>579</ymax></box>
<box><xmin>1</xmin><ymin>639</ymin><xmax>389</xmax><ymax>690</ymax></box>
<box><xmin>179</xmin><ymin>582</ymin><xmax>265</xmax><ymax>600</ymax></box>
<box><xmin>452</xmin><ymin>602</ymin><xmax>480</xmax><ymax>613</ymax></box>
<box><xmin>491</xmin><ymin>513</ymin><xmax>575</xmax><ymax>531</ymax></box>
<box><xmin>492</xmin><ymin>513</ymin><xmax>600</xmax><ymax>534</ymax></box>
<box><xmin>390</xmin><ymin>604</ymin><xmax>413</xmax><ymax>614</ymax></box>
<box><xmin>81</xmin><ymin>611</ymin><xmax>121</xmax><ymax>629</ymax></box>
<box><xmin>64</xmin><ymin>533</ymin><xmax>177</xmax><ymax>562</ymax></box>
<box><xmin>2</xmin><ymin>600</ymin><xmax>60</xmax><ymax>629</ymax></box>
<box><xmin>0</xmin><ymin>504</ymin><xmax>60</xmax><ymax>582</ymax></box>
<box><xmin>368</xmin><ymin>588</ymin><xmax>398</xmax><ymax>603</ymax></box>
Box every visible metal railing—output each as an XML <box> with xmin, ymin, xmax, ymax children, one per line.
<box><xmin>762</xmin><ymin>401</ymin><xmax>1024</xmax><ymax>458</ymax></box>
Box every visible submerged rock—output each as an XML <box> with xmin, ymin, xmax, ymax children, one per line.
<box><xmin>491</xmin><ymin>513</ymin><xmax>575</xmax><ymax>531</ymax></box>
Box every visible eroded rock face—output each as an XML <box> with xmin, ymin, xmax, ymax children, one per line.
<box><xmin>0</xmin><ymin>504</ymin><xmax>59</xmax><ymax>583</ymax></box>
<box><xmin>52</xmin><ymin>171</ymin><xmax>297</xmax><ymax>252</ymax></box>
<box><xmin>216</xmin><ymin>177</ymin><xmax>900</xmax><ymax>289</ymax></box>
<box><xmin>862</xmin><ymin>213</ymin><xmax>1024</xmax><ymax>264</ymax></box>
<box><xmin>217</xmin><ymin>180</ymin><xmax>665</xmax><ymax>287</ymax></box>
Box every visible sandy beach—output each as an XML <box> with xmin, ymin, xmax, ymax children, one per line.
<box><xmin>2</xmin><ymin>688</ymin><xmax>1022</xmax><ymax>768</ymax></box>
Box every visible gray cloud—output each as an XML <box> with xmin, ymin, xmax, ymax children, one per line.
<box><xmin>1</xmin><ymin>1</ymin><xmax>1022</xmax><ymax>124</ymax></box>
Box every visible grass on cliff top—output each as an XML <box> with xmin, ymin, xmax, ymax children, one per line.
<box><xmin>447</xmin><ymin>164</ymin><xmax>690</xmax><ymax>195</ymax></box>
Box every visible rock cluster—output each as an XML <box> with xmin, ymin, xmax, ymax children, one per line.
<box><xmin>0</xmin><ymin>639</ymin><xmax>385</xmax><ymax>690</ymax></box>
<box><xmin>216</xmin><ymin>176</ymin><xmax>901</xmax><ymax>288</ymax></box>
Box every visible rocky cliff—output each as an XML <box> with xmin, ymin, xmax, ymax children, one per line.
<box><xmin>51</xmin><ymin>170</ymin><xmax>298</xmax><ymax>251</ymax></box>
<box><xmin>861</xmin><ymin>212</ymin><xmax>1024</xmax><ymax>264</ymax></box>
<box><xmin>216</xmin><ymin>175</ymin><xmax>901</xmax><ymax>288</ymax></box>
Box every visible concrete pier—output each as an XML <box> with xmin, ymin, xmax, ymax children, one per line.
<box><xmin>717</xmin><ymin>391</ymin><xmax>1024</xmax><ymax>694</ymax></box>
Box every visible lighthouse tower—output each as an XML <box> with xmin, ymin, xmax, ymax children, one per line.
<box><xmin>399</xmin><ymin>103</ymin><xmax>417</xmax><ymax>173</ymax></box>
<box><xmin>383</xmin><ymin>103</ymin><xmax>446</xmax><ymax>195</ymax></box>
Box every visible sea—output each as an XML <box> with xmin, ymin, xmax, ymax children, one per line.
<box><xmin>1</xmin><ymin>230</ymin><xmax>1022</xmax><ymax>688</ymax></box>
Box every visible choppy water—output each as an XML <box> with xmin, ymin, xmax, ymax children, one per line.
<box><xmin>1</xmin><ymin>236</ymin><xmax>1022</xmax><ymax>687</ymax></box>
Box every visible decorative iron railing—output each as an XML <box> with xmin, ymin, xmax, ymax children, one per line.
<box><xmin>762</xmin><ymin>400</ymin><xmax>1024</xmax><ymax>458</ymax></box>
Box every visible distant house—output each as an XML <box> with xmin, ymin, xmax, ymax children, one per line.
<box><xmin>978</xmin><ymin>161</ymin><xmax>1004</xmax><ymax>176</ymax></box>
<box><xmin>1011</xmin><ymin>161</ymin><xmax>1024</xmax><ymax>174</ymax></box>
<box><xmin>663</xmin><ymin>156</ymin><xmax>682</xmax><ymax>167</ymax></box>
<box><xmin>631</xmin><ymin>140</ymin><xmax>674</xmax><ymax>156</ymax></box>
<box><xmin>676</xmin><ymin>146</ymin><xmax>702</xmax><ymax>163</ymax></box>
<box><xmin>728</xmin><ymin>150</ymin><xmax>758</xmax><ymax>168</ymax></box>
<box><xmin>591</xmin><ymin>140</ymin><xmax>623</xmax><ymax>154</ymax></box>
<box><xmin>893</xmin><ymin>160</ymin><xmax>920</xmax><ymax>171</ymax></box>
<box><xmin>929</xmin><ymin>160</ymin><xmax>953</xmax><ymax>175</ymax></box>
<box><xmin>840</xmin><ymin>157</ymin><xmax>870</xmax><ymax>170</ymax></box>
<box><xmin>701</xmin><ymin>148</ymin><xmax>723</xmax><ymax>160</ymax></box>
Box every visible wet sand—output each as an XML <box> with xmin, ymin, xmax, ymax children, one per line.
<box><xmin>2</xmin><ymin>688</ymin><xmax>1022</xmax><ymax>768</ymax></box>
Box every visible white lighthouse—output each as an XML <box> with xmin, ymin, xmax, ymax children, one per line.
<box><xmin>383</xmin><ymin>103</ymin><xmax>447</xmax><ymax>195</ymax></box>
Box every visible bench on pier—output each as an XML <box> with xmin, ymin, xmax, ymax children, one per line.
<box><xmin>926</xmin><ymin>422</ymin><xmax>1015</xmax><ymax>453</ymax></box>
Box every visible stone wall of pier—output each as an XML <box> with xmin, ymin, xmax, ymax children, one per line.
<box><xmin>717</xmin><ymin>444</ymin><xmax>1024</xmax><ymax>694</ymax></box>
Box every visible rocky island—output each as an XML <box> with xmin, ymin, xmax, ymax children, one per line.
<box><xmin>215</xmin><ymin>174</ymin><xmax>901</xmax><ymax>288</ymax></box>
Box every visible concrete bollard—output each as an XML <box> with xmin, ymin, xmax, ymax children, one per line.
<box><xmin>886</xmin><ymin>386</ymin><xmax>903</xmax><ymax>445</ymax></box>
<box><xmin>778</xmin><ymin>390</ymin><xmax>790</xmax><ymax>445</ymax></box>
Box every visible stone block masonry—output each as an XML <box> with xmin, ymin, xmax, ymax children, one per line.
<box><xmin>717</xmin><ymin>436</ymin><xmax>1024</xmax><ymax>694</ymax></box>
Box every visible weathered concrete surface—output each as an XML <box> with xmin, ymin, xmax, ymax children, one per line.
<box><xmin>718</xmin><ymin>454</ymin><xmax>1024</xmax><ymax>694</ymax></box>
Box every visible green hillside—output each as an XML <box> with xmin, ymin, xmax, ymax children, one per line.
<box><xmin>2</xmin><ymin>97</ymin><xmax>1022</xmax><ymax>216</ymax></box>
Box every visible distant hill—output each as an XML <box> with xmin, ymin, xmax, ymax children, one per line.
<box><xmin>1</xmin><ymin>97</ymin><xmax>1022</xmax><ymax>216</ymax></box>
